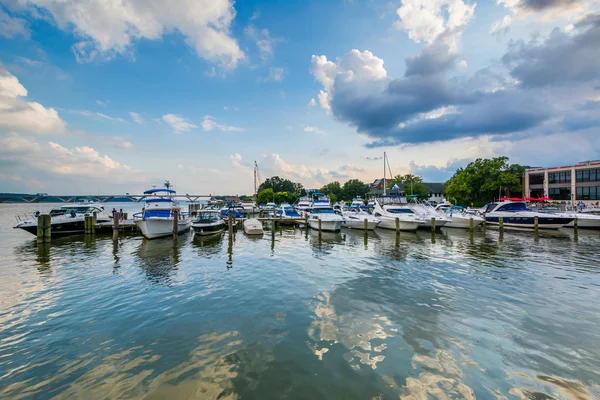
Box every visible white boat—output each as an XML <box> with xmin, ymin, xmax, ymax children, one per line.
<box><xmin>406</xmin><ymin>198</ymin><xmax>450</xmax><ymax>229</ymax></box>
<box><xmin>307</xmin><ymin>194</ymin><xmax>343</xmax><ymax>232</ymax></box>
<box><xmin>191</xmin><ymin>210</ymin><xmax>225</xmax><ymax>236</ymax></box>
<box><xmin>240</xmin><ymin>201</ymin><xmax>260</xmax><ymax>216</ymax></box>
<box><xmin>350</xmin><ymin>196</ymin><xmax>365</xmax><ymax>207</ymax></box>
<box><xmin>243</xmin><ymin>218</ymin><xmax>264</xmax><ymax>235</ymax></box>
<box><xmin>276</xmin><ymin>203</ymin><xmax>303</xmax><ymax>225</ymax></box>
<box><xmin>434</xmin><ymin>203</ymin><xmax>484</xmax><ymax>229</ymax></box>
<box><xmin>133</xmin><ymin>188</ymin><xmax>191</xmax><ymax>239</ymax></box>
<box><xmin>14</xmin><ymin>202</ymin><xmax>111</xmax><ymax>236</ymax></box>
<box><xmin>337</xmin><ymin>206</ymin><xmax>380</xmax><ymax>230</ymax></box>
<box><xmin>296</xmin><ymin>196</ymin><xmax>313</xmax><ymax>214</ymax></box>
<box><xmin>483</xmin><ymin>200</ymin><xmax>573</xmax><ymax>230</ymax></box>
<box><xmin>372</xmin><ymin>199</ymin><xmax>423</xmax><ymax>231</ymax></box>
<box><xmin>539</xmin><ymin>206</ymin><xmax>600</xmax><ymax>229</ymax></box>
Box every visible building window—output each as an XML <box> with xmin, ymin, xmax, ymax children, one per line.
<box><xmin>529</xmin><ymin>173</ymin><xmax>544</xmax><ymax>185</ymax></box>
<box><xmin>549</xmin><ymin>187</ymin><xmax>571</xmax><ymax>200</ymax></box>
<box><xmin>548</xmin><ymin>171</ymin><xmax>571</xmax><ymax>184</ymax></box>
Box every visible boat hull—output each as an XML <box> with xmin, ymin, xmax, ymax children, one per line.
<box><xmin>485</xmin><ymin>216</ymin><xmax>572</xmax><ymax>230</ymax></box>
<box><xmin>342</xmin><ymin>219</ymin><xmax>380</xmax><ymax>230</ymax></box>
<box><xmin>377</xmin><ymin>217</ymin><xmax>421</xmax><ymax>232</ymax></box>
<box><xmin>443</xmin><ymin>215</ymin><xmax>484</xmax><ymax>229</ymax></box>
<box><xmin>192</xmin><ymin>221</ymin><xmax>225</xmax><ymax>236</ymax></box>
<box><xmin>135</xmin><ymin>218</ymin><xmax>191</xmax><ymax>239</ymax></box>
<box><xmin>15</xmin><ymin>216</ymin><xmax>111</xmax><ymax>236</ymax></box>
<box><xmin>417</xmin><ymin>218</ymin><xmax>448</xmax><ymax>229</ymax></box>
<box><xmin>565</xmin><ymin>216</ymin><xmax>600</xmax><ymax>229</ymax></box>
<box><xmin>308</xmin><ymin>219</ymin><xmax>343</xmax><ymax>232</ymax></box>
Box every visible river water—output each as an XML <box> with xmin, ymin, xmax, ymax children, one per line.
<box><xmin>0</xmin><ymin>203</ymin><xmax>599</xmax><ymax>399</ymax></box>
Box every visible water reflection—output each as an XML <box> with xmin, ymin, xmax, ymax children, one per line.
<box><xmin>191</xmin><ymin>231</ymin><xmax>224</xmax><ymax>258</ymax></box>
<box><xmin>134</xmin><ymin>238</ymin><xmax>183</xmax><ymax>285</ymax></box>
<box><xmin>308</xmin><ymin>230</ymin><xmax>344</xmax><ymax>254</ymax></box>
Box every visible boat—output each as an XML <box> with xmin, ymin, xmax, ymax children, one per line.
<box><xmin>372</xmin><ymin>199</ymin><xmax>423</xmax><ymax>231</ymax></box>
<box><xmin>482</xmin><ymin>200</ymin><xmax>574</xmax><ymax>230</ymax></box>
<box><xmin>14</xmin><ymin>203</ymin><xmax>111</xmax><ymax>236</ymax></box>
<box><xmin>191</xmin><ymin>210</ymin><xmax>226</xmax><ymax>235</ymax></box>
<box><xmin>406</xmin><ymin>197</ymin><xmax>450</xmax><ymax>229</ymax></box>
<box><xmin>133</xmin><ymin>188</ymin><xmax>191</xmax><ymax>239</ymax></box>
<box><xmin>276</xmin><ymin>203</ymin><xmax>303</xmax><ymax>225</ymax></box>
<box><xmin>307</xmin><ymin>193</ymin><xmax>343</xmax><ymax>232</ymax></box>
<box><xmin>296</xmin><ymin>196</ymin><xmax>313</xmax><ymax>215</ymax></box>
<box><xmin>539</xmin><ymin>206</ymin><xmax>600</xmax><ymax>230</ymax></box>
<box><xmin>243</xmin><ymin>218</ymin><xmax>264</xmax><ymax>235</ymax></box>
<box><xmin>261</xmin><ymin>202</ymin><xmax>277</xmax><ymax>217</ymax></box>
<box><xmin>220</xmin><ymin>205</ymin><xmax>245</xmax><ymax>218</ymax></box>
<box><xmin>434</xmin><ymin>202</ymin><xmax>485</xmax><ymax>229</ymax></box>
<box><xmin>350</xmin><ymin>196</ymin><xmax>365</xmax><ymax>207</ymax></box>
<box><xmin>337</xmin><ymin>206</ymin><xmax>380</xmax><ymax>230</ymax></box>
<box><xmin>240</xmin><ymin>200</ymin><xmax>260</xmax><ymax>216</ymax></box>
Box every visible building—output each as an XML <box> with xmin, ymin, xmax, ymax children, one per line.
<box><xmin>524</xmin><ymin>160</ymin><xmax>600</xmax><ymax>204</ymax></box>
<box><xmin>368</xmin><ymin>179</ymin><xmax>446</xmax><ymax>203</ymax></box>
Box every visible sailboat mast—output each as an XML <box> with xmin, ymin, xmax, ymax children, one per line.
<box><xmin>254</xmin><ymin>161</ymin><xmax>258</xmax><ymax>198</ymax></box>
<box><xmin>383</xmin><ymin>152</ymin><xmax>387</xmax><ymax>196</ymax></box>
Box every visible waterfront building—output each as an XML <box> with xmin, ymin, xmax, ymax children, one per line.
<box><xmin>524</xmin><ymin>160</ymin><xmax>600</xmax><ymax>204</ymax></box>
<box><xmin>368</xmin><ymin>179</ymin><xmax>446</xmax><ymax>203</ymax></box>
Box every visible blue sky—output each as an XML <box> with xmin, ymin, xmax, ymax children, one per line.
<box><xmin>0</xmin><ymin>0</ymin><xmax>599</xmax><ymax>195</ymax></box>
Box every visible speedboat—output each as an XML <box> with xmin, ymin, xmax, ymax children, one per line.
<box><xmin>276</xmin><ymin>203</ymin><xmax>303</xmax><ymax>225</ymax></box>
<box><xmin>483</xmin><ymin>200</ymin><xmax>573</xmax><ymax>230</ymax></box>
<box><xmin>372</xmin><ymin>199</ymin><xmax>423</xmax><ymax>231</ymax></box>
<box><xmin>243</xmin><ymin>218</ymin><xmax>264</xmax><ymax>235</ymax></box>
<box><xmin>539</xmin><ymin>206</ymin><xmax>600</xmax><ymax>230</ymax></box>
<box><xmin>435</xmin><ymin>202</ymin><xmax>484</xmax><ymax>229</ymax></box>
<box><xmin>191</xmin><ymin>210</ymin><xmax>225</xmax><ymax>236</ymax></box>
<box><xmin>262</xmin><ymin>202</ymin><xmax>277</xmax><ymax>217</ymax></box>
<box><xmin>337</xmin><ymin>206</ymin><xmax>380</xmax><ymax>230</ymax></box>
<box><xmin>406</xmin><ymin>198</ymin><xmax>450</xmax><ymax>229</ymax></box>
<box><xmin>133</xmin><ymin>188</ymin><xmax>191</xmax><ymax>239</ymax></box>
<box><xmin>307</xmin><ymin>193</ymin><xmax>343</xmax><ymax>232</ymax></box>
<box><xmin>14</xmin><ymin>203</ymin><xmax>111</xmax><ymax>236</ymax></box>
<box><xmin>220</xmin><ymin>205</ymin><xmax>245</xmax><ymax>218</ymax></box>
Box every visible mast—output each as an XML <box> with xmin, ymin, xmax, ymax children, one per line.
<box><xmin>254</xmin><ymin>161</ymin><xmax>258</xmax><ymax>199</ymax></box>
<box><xmin>383</xmin><ymin>152</ymin><xmax>387</xmax><ymax>196</ymax></box>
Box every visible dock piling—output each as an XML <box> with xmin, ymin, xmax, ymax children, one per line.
<box><xmin>364</xmin><ymin>218</ymin><xmax>368</xmax><ymax>231</ymax></box>
<box><xmin>172</xmin><ymin>209</ymin><xmax>179</xmax><ymax>240</ymax></box>
<box><xmin>431</xmin><ymin>217</ymin><xmax>436</xmax><ymax>232</ymax></box>
<box><xmin>395</xmin><ymin>217</ymin><xmax>400</xmax><ymax>234</ymax></box>
<box><xmin>228</xmin><ymin>210</ymin><xmax>233</xmax><ymax>237</ymax></box>
<box><xmin>112</xmin><ymin>210</ymin><xmax>119</xmax><ymax>241</ymax></box>
<box><xmin>92</xmin><ymin>211</ymin><xmax>97</xmax><ymax>234</ymax></box>
<box><xmin>37</xmin><ymin>214</ymin><xmax>51</xmax><ymax>244</ymax></box>
<box><xmin>534</xmin><ymin>216</ymin><xmax>539</xmax><ymax>234</ymax></box>
<box><xmin>469</xmin><ymin>217</ymin><xmax>474</xmax><ymax>231</ymax></box>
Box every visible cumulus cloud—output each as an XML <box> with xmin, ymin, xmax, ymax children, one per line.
<box><xmin>129</xmin><ymin>112</ymin><xmax>144</xmax><ymax>124</ymax></box>
<box><xmin>308</xmin><ymin>98</ymin><xmax>317</xmax><ymax>107</ymax></box>
<box><xmin>20</xmin><ymin>0</ymin><xmax>245</xmax><ymax>68</ymax></box>
<box><xmin>0</xmin><ymin>68</ymin><xmax>66</xmax><ymax>134</ymax></box>
<box><xmin>0</xmin><ymin>8</ymin><xmax>29</xmax><ymax>38</ymax></box>
<box><xmin>201</xmin><ymin>116</ymin><xmax>243</xmax><ymax>132</ymax></box>
<box><xmin>162</xmin><ymin>114</ymin><xmax>198</xmax><ymax>132</ymax></box>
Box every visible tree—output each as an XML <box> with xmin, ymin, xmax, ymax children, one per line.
<box><xmin>258</xmin><ymin>176</ymin><xmax>301</xmax><ymax>194</ymax></box>
<box><xmin>410</xmin><ymin>182</ymin><xmax>429</xmax><ymax>198</ymax></box>
<box><xmin>341</xmin><ymin>179</ymin><xmax>369</xmax><ymax>201</ymax></box>
<box><xmin>257</xmin><ymin>188</ymin><xmax>275</xmax><ymax>205</ymax></box>
<box><xmin>445</xmin><ymin>157</ymin><xmax>525</xmax><ymax>206</ymax></box>
<box><xmin>320</xmin><ymin>181</ymin><xmax>342</xmax><ymax>199</ymax></box>
<box><xmin>393</xmin><ymin>174</ymin><xmax>423</xmax><ymax>184</ymax></box>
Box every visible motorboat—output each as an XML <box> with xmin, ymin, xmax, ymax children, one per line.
<box><xmin>276</xmin><ymin>203</ymin><xmax>303</xmax><ymax>225</ymax></box>
<box><xmin>243</xmin><ymin>218</ymin><xmax>264</xmax><ymax>235</ymax></box>
<box><xmin>434</xmin><ymin>202</ymin><xmax>484</xmax><ymax>229</ymax></box>
<box><xmin>296</xmin><ymin>196</ymin><xmax>313</xmax><ymax>215</ymax></box>
<box><xmin>482</xmin><ymin>200</ymin><xmax>573</xmax><ymax>229</ymax></box>
<box><xmin>336</xmin><ymin>206</ymin><xmax>380</xmax><ymax>230</ymax></box>
<box><xmin>261</xmin><ymin>202</ymin><xmax>277</xmax><ymax>217</ymax></box>
<box><xmin>350</xmin><ymin>196</ymin><xmax>365</xmax><ymax>207</ymax></box>
<box><xmin>372</xmin><ymin>199</ymin><xmax>423</xmax><ymax>231</ymax></box>
<box><xmin>133</xmin><ymin>188</ymin><xmax>191</xmax><ymax>239</ymax></box>
<box><xmin>307</xmin><ymin>193</ymin><xmax>343</xmax><ymax>232</ymax></box>
<box><xmin>191</xmin><ymin>210</ymin><xmax>226</xmax><ymax>236</ymax></box>
<box><xmin>240</xmin><ymin>200</ymin><xmax>260</xmax><ymax>216</ymax></box>
<box><xmin>539</xmin><ymin>206</ymin><xmax>600</xmax><ymax>230</ymax></box>
<box><xmin>14</xmin><ymin>203</ymin><xmax>111</xmax><ymax>236</ymax></box>
<box><xmin>406</xmin><ymin>198</ymin><xmax>450</xmax><ymax>229</ymax></box>
<box><xmin>220</xmin><ymin>205</ymin><xmax>245</xmax><ymax>218</ymax></box>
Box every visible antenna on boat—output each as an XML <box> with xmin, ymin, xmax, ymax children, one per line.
<box><xmin>164</xmin><ymin>180</ymin><xmax>171</xmax><ymax>190</ymax></box>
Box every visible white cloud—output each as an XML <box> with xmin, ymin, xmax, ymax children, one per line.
<box><xmin>129</xmin><ymin>112</ymin><xmax>144</xmax><ymax>124</ymax></box>
<box><xmin>162</xmin><ymin>113</ymin><xmax>198</xmax><ymax>132</ymax></box>
<box><xmin>304</xmin><ymin>126</ymin><xmax>326</xmax><ymax>135</ymax></box>
<box><xmin>244</xmin><ymin>24</ymin><xmax>282</xmax><ymax>61</ymax></box>
<box><xmin>23</xmin><ymin>0</ymin><xmax>245</xmax><ymax>68</ymax></box>
<box><xmin>262</xmin><ymin>67</ymin><xmax>285</xmax><ymax>82</ymax></box>
<box><xmin>0</xmin><ymin>8</ymin><xmax>29</xmax><ymax>39</ymax></box>
<box><xmin>250</xmin><ymin>10</ymin><xmax>261</xmax><ymax>21</ymax></box>
<box><xmin>308</xmin><ymin>98</ymin><xmax>317</xmax><ymax>107</ymax></box>
<box><xmin>70</xmin><ymin>110</ymin><xmax>127</xmax><ymax>123</ymax></box>
<box><xmin>201</xmin><ymin>115</ymin><xmax>243</xmax><ymax>132</ymax></box>
<box><xmin>0</xmin><ymin>69</ymin><xmax>66</xmax><ymax>134</ymax></box>
<box><xmin>228</xmin><ymin>153</ymin><xmax>250</xmax><ymax>169</ymax></box>
<box><xmin>98</xmin><ymin>135</ymin><xmax>133</xmax><ymax>149</ymax></box>
<box><xmin>96</xmin><ymin>100</ymin><xmax>109</xmax><ymax>107</ymax></box>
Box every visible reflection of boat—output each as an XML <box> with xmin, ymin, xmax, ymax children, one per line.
<box><xmin>372</xmin><ymin>199</ymin><xmax>422</xmax><ymax>231</ymax></box>
<box><xmin>307</xmin><ymin>193</ymin><xmax>343</xmax><ymax>232</ymax></box>
<box><xmin>14</xmin><ymin>203</ymin><xmax>111</xmax><ymax>236</ymax></box>
<box><xmin>243</xmin><ymin>218</ymin><xmax>264</xmax><ymax>235</ymax></box>
<box><xmin>434</xmin><ymin>203</ymin><xmax>484</xmax><ymax>229</ymax></box>
<box><xmin>135</xmin><ymin>238</ymin><xmax>182</xmax><ymax>284</ymax></box>
<box><xmin>483</xmin><ymin>200</ymin><xmax>573</xmax><ymax>229</ymax></box>
<box><xmin>134</xmin><ymin>188</ymin><xmax>191</xmax><ymax>239</ymax></box>
<box><xmin>191</xmin><ymin>210</ymin><xmax>225</xmax><ymax>236</ymax></box>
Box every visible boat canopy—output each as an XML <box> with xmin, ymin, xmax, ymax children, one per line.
<box><xmin>144</xmin><ymin>188</ymin><xmax>176</xmax><ymax>194</ymax></box>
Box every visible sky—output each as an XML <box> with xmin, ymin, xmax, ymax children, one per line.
<box><xmin>0</xmin><ymin>0</ymin><xmax>599</xmax><ymax>195</ymax></box>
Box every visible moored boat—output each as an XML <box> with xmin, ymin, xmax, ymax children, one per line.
<box><xmin>133</xmin><ymin>188</ymin><xmax>191</xmax><ymax>239</ymax></box>
<box><xmin>307</xmin><ymin>193</ymin><xmax>343</xmax><ymax>232</ymax></box>
<box><xmin>243</xmin><ymin>218</ymin><xmax>264</xmax><ymax>235</ymax></box>
<box><xmin>483</xmin><ymin>200</ymin><xmax>573</xmax><ymax>230</ymax></box>
<box><xmin>191</xmin><ymin>210</ymin><xmax>226</xmax><ymax>236</ymax></box>
<box><xmin>276</xmin><ymin>203</ymin><xmax>303</xmax><ymax>225</ymax></box>
<box><xmin>14</xmin><ymin>203</ymin><xmax>111</xmax><ymax>236</ymax></box>
<box><xmin>337</xmin><ymin>206</ymin><xmax>380</xmax><ymax>230</ymax></box>
<box><xmin>434</xmin><ymin>202</ymin><xmax>484</xmax><ymax>229</ymax></box>
<box><xmin>372</xmin><ymin>199</ymin><xmax>423</xmax><ymax>231</ymax></box>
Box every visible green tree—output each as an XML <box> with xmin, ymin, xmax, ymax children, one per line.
<box><xmin>320</xmin><ymin>181</ymin><xmax>343</xmax><ymax>199</ymax></box>
<box><xmin>258</xmin><ymin>176</ymin><xmax>302</xmax><ymax>194</ymax></box>
<box><xmin>393</xmin><ymin>174</ymin><xmax>423</xmax><ymax>184</ymax></box>
<box><xmin>329</xmin><ymin>193</ymin><xmax>338</xmax><ymax>204</ymax></box>
<box><xmin>257</xmin><ymin>188</ymin><xmax>275</xmax><ymax>205</ymax></box>
<box><xmin>341</xmin><ymin>179</ymin><xmax>369</xmax><ymax>201</ymax></box>
<box><xmin>445</xmin><ymin>157</ymin><xmax>525</xmax><ymax>206</ymax></box>
<box><xmin>410</xmin><ymin>182</ymin><xmax>429</xmax><ymax>198</ymax></box>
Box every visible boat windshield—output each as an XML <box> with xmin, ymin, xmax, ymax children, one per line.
<box><xmin>386</xmin><ymin>208</ymin><xmax>414</xmax><ymax>214</ymax></box>
<box><xmin>495</xmin><ymin>202</ymin><xmax>531</xmax><ymax>212</ymax></box>
<box><xmin>197</xmin><ymin>212</ymin><xmax>220</xmax><ymax>221</ymax></box>
<box><xmin>59</xmin><ymin>206</ymin><xmax>96</xmax><ymax>213</ymax></box>
<box><xmin>312</xmin><ymin>208</ymin><xmax>335</xmax><ymax>214</ymax></box>
<box><xmin>284</xmin><ymin>207</ymin><xmax>300</xmax><ymax>216</ymax></box>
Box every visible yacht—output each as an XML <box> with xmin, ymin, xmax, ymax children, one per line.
<box><xmin>307</xmin><ymin>193</ymin><xmax>343</xmax><ymax>232</ymax></box>
<box><xmin>372</xmin><ymin>199</ymin><xmax>423</xmax><ymax>231</ymax></box>
<box><xmin>483</xmin><ymin>200</ymin><xmax>573</xmax><ymax>229</ymax></box>
<box><xmin>539</xmin><ymin>205</ymin><xmax>600</xmax><ymax>230</ymax></box>
<box><xmin>296</xmin><ymin>196</ymin><xmax>313</xmax><ymax>215</ymax></box>
<box><xmin>336</xmin><ymin>206</ymin><xmax>380</xmax><ymax>230</ymax></box>
<box><xmin>14</xmin><ymin>203</ymin><xmax>111</xmax><ymax>236</ymax></box>
<box><xmin>434</xmin><ymin>202</ymin><xmax>484</xmax><ymax>229</ymax></box>
<box><xmin>276</xmin><ymin>203</ymin><xmax>303</xmax><ymax>225</ymax></box>
<box><xmin>191</xmin><ymin>210</ymin><xmax>226</xmax><ymax>236</ymax></box>
<box><xmin>350</xmin><ymin>196</ymin><xmax>365</xmax><ymax>207</ymax></box>
<box><xmin>133</xmin><ymin>188</ymin><xmax>191</xmax><ymax>239</ymax></box>
<box><xmin>406</xmin><ymin>198</ymin><xmax>450</xmax><ymax>229</ymax></box>
<box><xmin>240</xmin><ymin>200</ymin><xmax>260</xmax><ymax>216</ymax></box>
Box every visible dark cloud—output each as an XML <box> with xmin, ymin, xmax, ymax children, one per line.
<box><xmin>405</xmin><ymin>40</ymin><xmax>458</xmax><ymax>77</ymax></box>
<box><xmin>503</xmin><ymin>14</ymin><xmax>600</xmax><ymax>87</ymax></box>
<box><xmin>518</xmin><ymin>0</ymin><xmax>581</xmax><ymax>11</ymax></box>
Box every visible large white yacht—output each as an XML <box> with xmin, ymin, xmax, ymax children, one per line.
<box><xmin>538</xmin><ymin>205</ymin><xmax>600</xmax><ymax>230</ymax></box>
<box><xmin>134</xmin><ymin>188</ymin><xmax>191</xmax><ymax>239</ymax></box>
<box><xmin>240</xmin><ymin>200</ymin><xmax>260</xmax><ymax>216</ymax></box>
<box><xmin>336</xmin><ymin>206</ymin><xmax>380</xmax><ymax>230</ymax></box>
<box><xmin>14</xmin><ymin>202</ymin><xmax>111</xmax><ymax>236</ymax></box>
<box><xmin>483</xmin><ymin>200</ymin><xmax>573</xmax><ymax>229</ymax></box>
<box><xmin>372</xmin><ymin>199</ymin><xmax>423</xmax><ymax>231</ymax></box>
<box><xmin>307</xmin><ymin>194</ymin><xmax>343</xmax><ymax>232</ymax></box>
<box><xmin>296</xmin><ymin>196</ymin><xmax>313</xmax><ymax>214</ymax></box>
<box><xmin>406</xmin><ymin>198</ymin><xmax>450</xmax><ymax>229</ymax></box>
<box><xmin>434</xmin><ymin>202</ymin><xmax>484</xmax><ymax>229</ymax></box>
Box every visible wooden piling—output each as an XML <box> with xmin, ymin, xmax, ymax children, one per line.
<box><xmin>574</xmin><ymin>216</ymin><xmax>578</xmax><ymax>232</ymax></box>
<box><xmin>431</xmin><ymin>217</ymin><xmax>436</xmax><ymax>232</ymax></box>
<box><xmin>228</xmin><ymin>210</ymin><xmax>233</xmax><ymax>236</ymax></box>
<box><xmin>364</xmin><ymin>218</ymin><xmax>368</xmax><ymax>231</ymax></box>
<box><xmin>534</xmin><ymin>215</ymin><xmax>539</xmax><ymax>234</ymax></box>
<box><xmin>172</xmin><ymin>209</ymin><xmax>179</xmax><ymax>240</ymax></box>
<box><xmin>85</xmin><ymin>215</ymin><xmax>92</xmax><ymax>234</ymax></box>
<box><xmin>499</xmin><ymin>216</ymin><xmax>504</xmax><ymax>231</ymax></box>
<box><xmin>469</xmin><ymin>217</ymin><xmax>474</xmax><ymax>231</ymax></box>
<box><xmin>318</xmin><ymin>218</ymin><xmax>322</xmax><ymax>234</ymax></box>
<box><xmin>92</xmin><ymin>211</ymin><xmax>97</xmax><ymax>234</ymax></box>
<box><xmin>112</xmin><ymin>210</ymin><xmax>119</xmax><ymax>241</ymax></box>
<box><xmin>395</xmin><ymin>217</ymin><xmax>400</xmax><ymax>234</ymax></box>
<box><xmin>123</xmin><ymin>212</ymin><xmax>128</xmax><ymax>220</ymax></box>
<box><xmin>37</xmin><ymin>214</ymin><xmax>51</xmax><ymax>244</ymax></box>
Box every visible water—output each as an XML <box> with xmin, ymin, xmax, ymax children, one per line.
<box><xmin>1</xmin><ymin>203</ymin><xmax>599</xmax><ymax>399</ymax></box>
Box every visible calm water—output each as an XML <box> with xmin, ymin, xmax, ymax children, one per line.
<box><xmin>1</xmin><ymin>203</ymin><xmax>599</xmax><ymax>399</ymax></box>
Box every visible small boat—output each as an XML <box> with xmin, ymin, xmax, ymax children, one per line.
<box><xmin>220</xmin><ymin>205</ymin><xmax>245</xmax><ymax>218</ymax></box>
<box><xmin>434</xmin><ymin>202</ymin><xmax>484</xmax><ymax>229</ymax></box>
<box><xmin>14</xmin><ymin>202</ymin><xmax>111</xmax><ymax>236</ymax></box>
<box><xmin>191</xmin><ymin>210</ymin><xmax>226</xmax><ymax>236</ymax></box>
<box><xmin>276</xmin><ymin>203</ymin><xmax>303</xmax><ymax>225</ymax></box>
<box><xmin>243</xmin><ymin>218</ymin><xmax>264</xmax><ymax>235</ymax></box>
<box><xmin>133</xmin><ymin>188</ymin><xmax>191</xmax><ymax>239</ymax></box>
<box><xmin>307</xmin><ymin>193</ymin><xmax>343</xmax><ymax>232</ymax></box>
<box><xmin>372</xmin><ymin>199</ymin><xmax>423</xmax><ymax>231</ymax></box>
<box><xmin>337</xmin><ymin>206</ymin><xmax>380</xmax><ymax>230</ymax></box>
<box><xmin>483</xmin><ymin>200</ymin><xmax>573</xmax><ymax>229</ymax></box>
